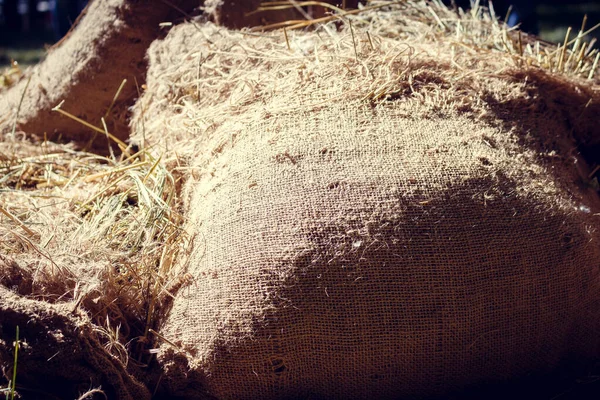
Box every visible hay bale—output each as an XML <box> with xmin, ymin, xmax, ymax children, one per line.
<box><xmin>131</xmin><ymin>2</ymin><xmax>600</xmax><ymax>399</ymax></box>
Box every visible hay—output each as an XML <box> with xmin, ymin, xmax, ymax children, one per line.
<box><xmin>0</xmin><ymin>61</ymin><xmax>22</xmax><ymax>92</ymax></box>
<box><xmin>0</xmin><ymin>0</ymin><xmax>202</xmax><ymax>151</ymax></box>
<box><xmin>0</xmin><ymin>0</ymin><xmax>599</xmax><ymax>398</ymax></box>
<box><xmin>132</xmin><ymin>0</ymin><xmax>600</xmax><ymax>162</ymax></box>
<box><xmin>130</xmin><ymin>1</ymin><xmax>600</xmax><ymax>398</ymax></box>
<box><xmin>0</xmin><ymin>132</ymin><xmax>190</xmax><ymax>397</ymax></box>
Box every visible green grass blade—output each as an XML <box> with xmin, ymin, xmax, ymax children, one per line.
<box><xmin>10</xmin><ymin>326</ymin><xmax>18</xmax><ymax>400</ymax></box>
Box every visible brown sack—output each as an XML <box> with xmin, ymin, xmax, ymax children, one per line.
<box><xmin>0</xmin><ymin>0</ymin><xmax>354</xmax><ymax>151</ymax></box>
<box><xmin>131</xmin><ymin>4</ymin><xmax>600</xmax><ymax>399</ymax></box>
<box><xmin>0</xmin><ymin>0</ymin><xmax>204</xmax><ymax>149</ymax></box>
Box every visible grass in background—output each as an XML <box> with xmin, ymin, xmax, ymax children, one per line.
<box><xmin>0</xmin><ymin>34</ymin><xmax>50</xmax><ymax>68</ymax></box>
<box><xmin>538</xmin><ymin>2</ymin><xmax>600</xmax><ymax>43</ymax></box>
<box><xmin>0</xmin><ymin>47</ymin><xmax>46</xmax><ymax>67</ymax></box>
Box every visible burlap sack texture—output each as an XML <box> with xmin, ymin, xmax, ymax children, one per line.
<box><xmin>0</xmin><ymin>2</ymin><xmax>351</xmax><ymax>399</ymax></box>
<box><xmin>0</xmin><ymin>0</ymin><xmax>351</xmax><ymax>152</ymax></box>
<box><xmin>130</xmin><ymin>2</ymin><xmax>600</xmax><ymax>399</ymax></box>
<box><xmin>0</xmin><ymin>0</ymin><xmax>205</xmax><ymax>151</ymax></box>
<box><xmin>1</xmin><ymin>1</ymin><xmax>599</xmax><ymax>399</ymax></box>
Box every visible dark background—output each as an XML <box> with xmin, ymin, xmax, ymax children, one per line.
<box><xmin>0</xmin><ymin>0</ymin><xmax>87</xmax><ymax>65</ymax></box>
<box><xmin>447</xmin><ymin>0</ymin><xmax>600</xmax><ymax>43</ymax></box>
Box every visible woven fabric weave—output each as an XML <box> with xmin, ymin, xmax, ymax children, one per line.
<box><xmin>131</xmin><ymin>6</ymin><xmax>600</xmax><ymax>399</ymax></box>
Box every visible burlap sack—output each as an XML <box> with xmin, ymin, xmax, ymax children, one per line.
<box><xmin>131</xmin><ymin>4</ymin><xmax>600</xmax><ymax>399</ymax></box>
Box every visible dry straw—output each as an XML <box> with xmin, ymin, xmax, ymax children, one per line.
<box><xmin>0</xmin><ymin>61</ymin><xmax>22</xmax><ymax>92</ymax></box>
<box><xmin>133</xmin><ymin>0</ymin><xmax>599</xmax><ymax>165</ymax></box>
<box><xmin>247</xmin><ymin>0</ymin><xmax>599</xmax><ymax>80</ymax></box>
<box><xmin>0</xmin><ymin>118</ymin><xmax>191</xmax><ymax>365</ymax></box>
